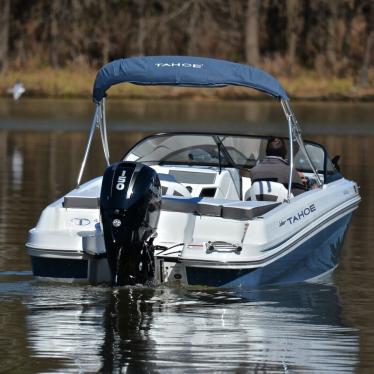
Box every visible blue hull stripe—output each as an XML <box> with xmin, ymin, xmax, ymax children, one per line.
<box><xmin>186</xmin><ymin>213</ymin><xmax>352</xmax><ymax>288</ymax></box>
<box><xmin>261</xmin><ymin>200</ymin><xmax>359</xmax><ymax>253</ymax></box>
<box><xmin>31</xmin><ymin>256</ymin><xmax>88</xmax><ymax>279</ymax></box>
<box><xmin>182</xmin><ymin>202</ymin><xmax>358</xmax><ymax>268</ymax></box>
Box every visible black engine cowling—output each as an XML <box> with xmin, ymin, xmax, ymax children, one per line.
<box><xmin>100</xmin><ymin>161</ymin><xmax>161</xmax><ymax>286</ymax></box>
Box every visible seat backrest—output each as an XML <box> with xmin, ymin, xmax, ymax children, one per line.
<box><xmin>246</xmin><ymin>181</ymin><xmax>291</xmax><ymax>202</ymax></box>
<box><xmin>158</xmin><ymin>173</ymin><xmax>192</xmax><ymax>197</ymax></box>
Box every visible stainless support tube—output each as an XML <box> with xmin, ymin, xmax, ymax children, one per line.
<box><xmin>281</xmin><ymin>99</ymin><xmax>323</xmax><ymax>188</ymax></box>
<box><xmin>76</xmin><ymin>100</ymin><xmax>111</xmax><ymax>187</ymax></box>
<box><xmin>76</xmin><ymin>104</ymin><xmax>101</xmax><ymax>188</ymax></box>
<box><xmin>287</xmin><ymin>114</ymin><xmax>294</xmax><ymax>201</ymax></box>
<box><xmin>99</xmin><ymin>99</ymin><xmax>110</xmax><ymax>166</ymax></box>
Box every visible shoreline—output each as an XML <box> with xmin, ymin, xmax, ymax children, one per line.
<box><xmin>1</xmin><ymin>68</ymin><xmax>373</xmax><ymax>102</ymax></box>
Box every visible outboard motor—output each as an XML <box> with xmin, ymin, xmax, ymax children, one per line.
<box><xmin>100</xmin><ymin>162</ymin><xmax>161</xmax><ymax>286</ymax></box>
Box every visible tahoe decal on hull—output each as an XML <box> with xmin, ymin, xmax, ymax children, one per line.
<box><xmin>279</xmin><ymin>204</ymin><xmax>316</xmax><ymax>227</ymax></box>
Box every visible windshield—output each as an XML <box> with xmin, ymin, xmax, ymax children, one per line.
<box><xmin>123</xmin><ymin>133</ymin><xmax>336</xmax><ymax>182</ymax></box>
<box><xmin>124</xmin><ymin>133</ymin><xmax>267</xmax><ymax>168</ymax></box>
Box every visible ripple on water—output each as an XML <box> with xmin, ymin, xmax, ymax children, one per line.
<box><xmin>0</xmin><ymin>102</ymin><xmax>373</xmax><ymax>372</ymax></box>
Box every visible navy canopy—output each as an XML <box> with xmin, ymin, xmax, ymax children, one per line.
<box><xmin>92</xmin><ymin>56</ymin><xmax>288</xmax><ymax>103</ymax></box>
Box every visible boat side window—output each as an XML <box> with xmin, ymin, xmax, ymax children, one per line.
<box><xmin>325</xmin><ymin>156</ymin><xmax>342</xmax><ymax>183</ymax></box>
<box><xmin>294</xmin><ymin>143</ymin><xmax>324</xmax><ymax>172</ymax></box>
<box><xmin>293</xmin><ymin>142</ymin><xmax>341</xmax><ymax>183</ymax></box>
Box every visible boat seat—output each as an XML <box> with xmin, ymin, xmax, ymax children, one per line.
<box><xmin>221</xmin><ymin>200</ymin><xmax>280</xmax><ymax>220</ymax></box>
<box><xmin>246</xmin><ymin>181</ymin><xmax>291</xmax><ymax>202</ymax></box>
<box><xmin>161</xmin><ymin>196</ymin><xmax>280</xmax><ymax>220</ymax></box>
<box><xmin>63</xmin><ymin>196</ymin><xmax>100</xmax><ymax>209</ymax></box>
<box><xmin>161</xmin><ymin>197</ymin><xmax>222</xmax><ymax>216</ymax></box>
<box><xmin>158</xmin><ymin>173</ymin><xmax>191</xmax><ymax>197</ymax></box>
<box><xmin>63</xmin><ymin>180</ymin><xmax>101</xmax><ymax>209</ymax></box>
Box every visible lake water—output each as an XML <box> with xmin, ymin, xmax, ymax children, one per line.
<box><xmin>0</xmin><ymin>98</ymin><xmax>373</xmax><ymax>373</ymax></box>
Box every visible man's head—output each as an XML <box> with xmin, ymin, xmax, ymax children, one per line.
<box><xmin>266</xmin><ymin>137</ymin><xmax>287</xmax><ymax>159</ymax></box>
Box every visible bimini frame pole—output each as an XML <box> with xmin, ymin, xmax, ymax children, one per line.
<box><xmin>76</xmin><ymin>99</ymin><xmax>111</xmax><ymax>188</ymax></box>
<box><xmin>99</xmin><ymin>98</ymin><xmax>110</xmax><ymax>166</ymax></box>
<box><xmin>286</xmin><ymin>113</ymin><xmax>294</xmax><ymax>201</ymax></box>
<box><xmin>281</xmin><ymin>99</ymin><xmax>323</xmax><ymax>191</ymax></box>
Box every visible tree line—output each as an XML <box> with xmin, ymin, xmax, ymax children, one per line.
<box><xmin>0</xmin><ymin>0</ymin><xmax>372</xmax><ymax>85</ymax></box>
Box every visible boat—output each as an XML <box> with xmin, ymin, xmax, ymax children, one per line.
<box><xmin>26</xmin><ymin>56</ymin><xmax>361</xmax><ymax>287</ymax></box>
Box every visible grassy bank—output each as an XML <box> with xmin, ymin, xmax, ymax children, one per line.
<box><xmin>1</xmin><ymin>67</ymin><xmax>373</xmax><ymax>101</ymax></box>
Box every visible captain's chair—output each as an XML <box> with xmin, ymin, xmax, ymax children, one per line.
<box><xmin>246</xmin><ymin>181</ymin><xmax>291</xmax><ymax>202</ymax></box>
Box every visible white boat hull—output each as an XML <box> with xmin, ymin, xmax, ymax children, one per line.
<box><xmin>26</xmin><ymin>175</ymin><xmax>360</xmax><ymax>287</ymax></box>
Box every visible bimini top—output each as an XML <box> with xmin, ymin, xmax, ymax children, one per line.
<box><xmin>92</xmin><ymin>56</ymin><xmax>288</xmax><ymax>103</ymax></box>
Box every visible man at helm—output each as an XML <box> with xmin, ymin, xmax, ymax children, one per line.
<box><xmin>250</xmin><ymin>137</ymin><xmax>305</xmax><ymax>196</ymax></box>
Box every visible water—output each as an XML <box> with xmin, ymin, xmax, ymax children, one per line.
<box><xmin>0</xmin><ymin>98</ymin><xmax>373</xmax><ymax>373</ymax></box>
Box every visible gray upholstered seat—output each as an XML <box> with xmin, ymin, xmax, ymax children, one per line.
<box><xmin>221</xmin><ymin>200</ymin><xmax>280</xmax><ymax>220</ymax></box>
<box><xmin>63</xmin><ymin>196</ymin><xmax>100</xmax><ymax>209</ymax></box>
<box><xmin>161</xmin><ymin>196</ymin><xmax>279</xmax><ymax>220</ymax></box>
<box><xmin>161</xmin><ymin>196</ymin><xmax>222</xmax><ymax>216</ymax></box>
<box><xmin>161</xmin><ymin>196</ymin><xmax>201</xmax><ymax>214</ymax></box>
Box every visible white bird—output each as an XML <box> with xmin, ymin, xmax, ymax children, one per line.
<box><xmin>7</xmin><ymin>82</ymin><xmax>26</xmax><ymax>100</ymax></box>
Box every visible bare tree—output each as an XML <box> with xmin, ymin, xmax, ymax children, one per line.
<box><xmin>70</xmin><ymin>0</ymin><xmax>82</xmax><ymax>62</ymax></box>
<box><xmin>341</xmin><ymin>0</ymin><xmax>361</xmax><ymax>58</ymax></box>
<box><xmin>100</xmin><ymin>1</ymin><xmax>110</xmax><ymax>64</ymax></box>
<box><xmin>286</xmin><ymin>0</ymin><xmax>302</xmax><ymax>75</ymax></box>
<box><xmin>245</xmin><ymin>0</ymin><xmax>260</xmax><ymax>66</ymax></box>
<box><xmin>50</xmin><ymin>0</ymin><xmax>60</xmax><ymax>68</ymax></box>
<box><xmin>358</xmin><ymin>1</ymin><xmax>374</xmax><ymax>86</ymax></box>
<box><xmin>187</xmin><ymin>0</ymin><xmax>200</xmax><ymax>55</ymax></box>
<box><xmin>136</xmin><ymin>0</ymin><xmax>146</xmax><ymax>55</ymax></box>
<box><xmin>0</xmin><ymin>0</ymin><xmax>10</xmax><ymax>71</ymax></box>
<box><xmin>326</xmin><ymin>1</ymin><xmax>338</xmax><ymax>73</ymax></box>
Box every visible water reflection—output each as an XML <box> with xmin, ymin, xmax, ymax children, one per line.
<box><xmin>145</xmin><ymin>284</ymin><xmax>359</xmax><ymax>372</ymax></box>
<box><xmin>26</xmin><ymin>284</ymin><xmax>108</xmax><ymax>372</ymax></box>
<box><xmin>0</xmin><ymin>98</ymin><xmax>373</xmax><ymax>135</ymax></box>
<box><xmin>0</xmin><ymin>99</ymin><xmax>373</xmax><ymax>372</ymax></box>
<box><xmin>100</xmin><ymin>287</ymin><xmax>157</xmax><ymax>373</ymax></box>
<box><xmin>17</xmin><ymin>282</ymin><xmax>359</xmax><ymax>373</ymax></box>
